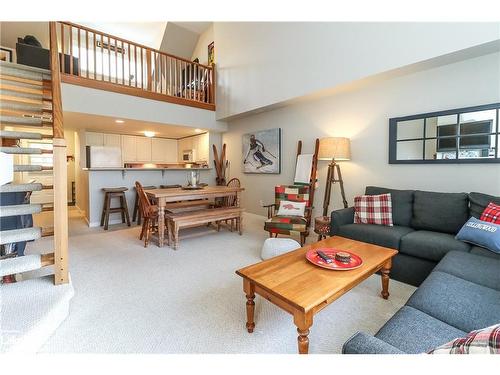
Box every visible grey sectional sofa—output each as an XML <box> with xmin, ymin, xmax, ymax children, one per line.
<box><xmin>330</xmin><ymin>186</ymin><xmax>500</xmax><ymax>286</ymax></box>
<box><xmin>342</xmin><ymin>250</ymin><xmax>500</xmax><ymax>353</ymax></box>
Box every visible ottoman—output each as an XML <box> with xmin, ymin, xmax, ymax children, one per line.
<box><xmin>261</xmin><ymin>238</ymin><xmax>301</xmax><ymax>260</ymax></box>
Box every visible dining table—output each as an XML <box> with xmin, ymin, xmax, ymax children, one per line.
<box><xmin>145</xmin><ymin>185</ymin><xmax>245</xmax><ymax>247</ymax></box>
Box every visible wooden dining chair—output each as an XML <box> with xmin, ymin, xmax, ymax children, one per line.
<box><xmin>216</xmin><ymin>177</ymin><xmax>241</xmax><ymax>232</ymax></box>
<box><xmin>135</xmin><ymin>181</ymin><xmax>167</xmax><ymax>248</ymax></box>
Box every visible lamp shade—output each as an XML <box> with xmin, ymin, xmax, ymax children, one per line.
<box><xmin>318</xmin><ymin>137</ymin><xmax>351</xmax><ymax>161</ymax></box>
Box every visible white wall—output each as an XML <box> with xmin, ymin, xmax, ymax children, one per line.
<box><xmin>159</xmin><ymin>22</ymin><xmax>199</xmax><ymax>60</ymax></box>
<box><xmin>222</xmin><ymin>52</ymin><xmax>500</xmax><ymax>218</ymax></box>
<box><xmin>214</xmin><ymin>22</ymin><xmax>500</xmax><ymax>120</ymax></box>
<box><xmin>191</xmin><ymin>24</ymin><xmax>214</xmax><ymax>65</ymax></box>
<box><xmin>61</xmin><ymin>84</ymin><xmax>228</xmax><ymax>132</ymax></box>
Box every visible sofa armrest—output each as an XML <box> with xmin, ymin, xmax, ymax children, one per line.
<box><xmin>342</xmin><ymin>332</ymin><xmax>405</xmax><ymax>354</ymax></box>
<box><xmin>330</xmin><ymin>207</ymin><xmax>355</xmax><ymax>235</ymax></box>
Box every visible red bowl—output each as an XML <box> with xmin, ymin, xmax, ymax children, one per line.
<box><xmin>306</xmin><ymin>248</ymin><xmax>363</xmax><ymax>271</ymax></box>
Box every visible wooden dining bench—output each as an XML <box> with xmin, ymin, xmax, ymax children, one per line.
<box><xmin>166</xmin><ymin>207</ymin><xmax>244</xmax><ymax>250</ymax></box>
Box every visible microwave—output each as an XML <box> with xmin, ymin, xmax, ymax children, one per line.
<box><xmin>182</xmin><ymin>149</ymin><xmax>196</xmax><ymax>162</ymax></box>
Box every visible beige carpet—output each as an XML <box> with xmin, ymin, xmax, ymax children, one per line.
<box><xmin>26</xmin><ymin>210</ymin><xmax>416</xmax><ymax>353</ymax></box>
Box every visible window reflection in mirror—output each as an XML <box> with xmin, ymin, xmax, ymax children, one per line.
<box><xmin>396</xmin><ymin>140</ymin><xmax>423</xmax><ymax>160</ymax></box>
<box><xmin>397</xmin><ymin>119</ymin><xmax>424</xmax><ymax>140</ymax></box>
<box><xmin>389</xmin><ymin>104</ymin><xmax>500</xmax><ymax>163</ymax></box>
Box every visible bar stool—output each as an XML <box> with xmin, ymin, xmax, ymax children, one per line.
<box><xmin>100</xmin><ymin>187</ymin><xmax>131</xmax><ymax>230</ymax></box>
<box><xmin>133</xmin><ymin>185</ymin><xmax>157</xmax><ymax>225</ymax></box>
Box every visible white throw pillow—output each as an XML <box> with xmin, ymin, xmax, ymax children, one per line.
<box><xmin>277</xmin><ymin>200</ymin><xmax>306</xmax><ymax>217</ymax></box>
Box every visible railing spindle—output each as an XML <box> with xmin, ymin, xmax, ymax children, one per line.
<box><xmin>77</xmin><ymin>27</ymin><xmax>81</xmax><ymax>76</ymax></box>
<box><xmin>100</xmin><ymin>34</ymin><xmax>104</xmax><ymax>81</ymax></box>
<box><xmin>128</xmin><ymin>43</ymin><xmax>131</xmax><ymax>86</ymax></box>
<box><xmin>69</xmin><ymin>25</ymin><xmax>73</xmax><ymax>75</ymax></box>
<box><xmin>121</xmin><ymin>40</ymin><xmax>125</xmax><ymax>85</ymax></box>
<box><xmin>114</xmin><ymin>38</ymin><xmax>117</xmax><ymax>84</ymax></box>
<box><xmin>85</xmin><ymin>30</ymin><xmax>89</xmax><ymax>78</ymax></box>
<box><xmin>93</xmin><ymin>32</ymin><xmax>97</xmax><ymax>80</ymax></box>
<box><xmin>107</xmin><ymin>36</ymin><xmax>111</xmax><ymax>82</ymax></box>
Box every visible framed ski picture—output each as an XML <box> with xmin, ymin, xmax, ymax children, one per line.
<box><xmin>242</xmin><ymin>128</ymin><xmax>281</xmax><ymax>174</ymax></box>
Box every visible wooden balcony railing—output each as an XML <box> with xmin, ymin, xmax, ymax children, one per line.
<box><xmin>55</xmin><ymin>22</ymin><xmax>215</xmax><ymax>110</ymax></box>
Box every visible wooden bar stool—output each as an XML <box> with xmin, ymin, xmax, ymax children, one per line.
<box><xmin>100</xmin><ymin>187</ymin><xmax>131</xmax><ymax>230</ymax></box>
<box><xmin>133</xmin><ymin>185</ymin><xmax>157</xmax><ymax>225</ymax></box>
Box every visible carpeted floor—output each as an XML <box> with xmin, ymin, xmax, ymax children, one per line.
<box><xmin>27</xmin><ymin>210</ymin><xmax>416</xmax><ymax>354</ymax></box>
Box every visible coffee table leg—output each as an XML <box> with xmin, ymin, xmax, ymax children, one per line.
<box><xmin>381</xmin><ymin>258</ymin><xmax>392</xmax><ymax>300</ymax></box>
<box><xmin>294</xmin><ymin>311</ymin><xmax>313</xmax><ymax>354</ymax></box>
<box><xmin>243</xmin><ymin>279</ymin><xmax>255</xmax><ymax>333</ymax></box>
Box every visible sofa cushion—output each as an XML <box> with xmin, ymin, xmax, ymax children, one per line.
<box><xmin>375</xmin><ymin>306</ymin><xmax>466</xmax><ymax>354</ymax></box>
<box><xmin>480</xmin><ymin>202</ymin><xmax>500</xmax><ymax>224</ymax></box>
<box><xmin>455</xmin><ymin>217</ymin><xmax>500</xmax><ymax>254</ymax></box>
<box><xmin>470</xmin><ymin>245</ymin><xmax>500</xmax><ymax>260</ymax></box>
<box><xmin>434</xmin><ymin>251</ymin><xmax>500</xmax><ymax>291</ymax></box>
<box><xmin>429</xmin><ymin>324</ymin><xmax>500</xmax><ymax>354</ymax></box>
<box><xmin>411</xmin><ymin>190</ymin><xmax>469</xmax><ymax>234</ymax></box>
<box><xmin>336</xmin><ymin>224</ymin><xmax>414</xmax><ymax>250</ymax></box>
<box><xmin>365</xmin><ymin>186</ymin><xmax>414</xmax><ymax>227</ymax></box>
<box><xmin>469</xmin><ymin>192</ymin><xmax>500</xmax><ymax>219</ymax></box>
<box><xmin>399</xmin><ymin>230</ymin><xmax>470</xmax><ymax>262</ymax></box>
<box><xmin>407</xmin><ymin>271</ymin><xmax>500</xmax><ymax>332</ymax></box>
<box><xmin>354</xmin><ymin>193</ymin><xmax>393</xmax><ymax>226</ymax></box>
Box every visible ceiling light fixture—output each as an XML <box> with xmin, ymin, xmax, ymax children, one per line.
<box><xmin>115</xmin><ymin>120</ymin><xmax>125</xmax><ymax>124</ymax></box>
<box><xmin>194</xmin><ymin>128</ymin><xmax>202</xmax><ymax>133</ymax></box>
<box><xmin>144</xmin><ymin>131</ymin><xmax>155</xmax><ymax>138</ymax></box>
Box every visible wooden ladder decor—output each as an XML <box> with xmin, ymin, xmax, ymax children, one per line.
<box><xmin>213</xmin><ymin>143</ymin><xmax>228</xmax><ymax>186</ymax></box>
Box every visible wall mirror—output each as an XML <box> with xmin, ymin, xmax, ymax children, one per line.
<box><xmin>389</xmin><ymin>103</ymin><xmax>500</xmax><ymax>164</ymax></box>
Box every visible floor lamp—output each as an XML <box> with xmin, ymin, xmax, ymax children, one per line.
<box><xmin>319</xmin><ymin>137</ymin><xmax>351</xmax><ymax>216</ymax></box>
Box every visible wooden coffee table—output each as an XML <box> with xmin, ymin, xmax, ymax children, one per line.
<box><xmin>235</xmin><ymin>236</ymin><xmax>398</xmax><ymax>354</ymax></box>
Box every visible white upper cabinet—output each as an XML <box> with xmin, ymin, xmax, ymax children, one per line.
<box><xmin>85</xmin><ymin>132</ymin><xmax>104</xmax><ymax>146</ymax></box>
<box><xmin>103</xmin><ymin>133</ymin><xmax>121</xmax><ymax>148</ymax></box>
<box><xmin>196</xmin><ymin>133</ymin><xmax>209</xmax><ymax>162</ymax></box>
<box><xmin>152</xmin><ymin>138</ymin><xmax>177</xmax><ymax>163</ymax></box>
<box><xmin>136</xmin><ymin>137</ymin><xmax>152</xmax><ymax>162</ymax></box>
<box><xmin>121</xmin><ymin>135</ymin><xmax>137</xmax><ymax>162</ymax></box>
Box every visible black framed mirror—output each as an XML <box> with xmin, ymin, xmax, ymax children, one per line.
<box><xmin>389</xmin><ymin>103</ymin><xmax>500</xmax><ymax>164</ymax></box>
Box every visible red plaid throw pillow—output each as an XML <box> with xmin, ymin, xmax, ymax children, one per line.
<box><xmin>480</xmin><ymin>202</ymin><xmax>500</xmax><ymax>224</ymax></box>
<box><xmin>354</xmin><ymin>193</ymin><xmax>393</xmax><ymax>226</ymax></box>
<box><xmin>428</xmin><ymin>324</ymin><xmax>500</xmax><ymax>354</ymax></box>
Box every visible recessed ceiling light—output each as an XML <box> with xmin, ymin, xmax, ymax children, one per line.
<box><xmin>115</xmin><ymin>119</ymin><xmax>125</xmax><ymax>124</ymax></box>
<box><xmin>144</xmin><ymin>131</ymin><xmax>155</xmax><ymax>138</ymax></box>
<box><xmin>195</xmin><ymin>128</ymin><xmax>202</xmax><ymax>133</ymax></box>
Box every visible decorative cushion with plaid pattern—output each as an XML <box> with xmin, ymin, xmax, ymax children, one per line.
<box><xmin>480</xmin><ymin>202</ymin><xmax>500</xmax><ymax>224</ymax></box>
<box><xmin>354</xmin><ymin>193</ymin><xmax>393</xmax><ymax>226</ymax></box>
<box><xmin>428</xmin><ymin>324</ymin><xmax>500</xmax><ymax>354</ymax></box>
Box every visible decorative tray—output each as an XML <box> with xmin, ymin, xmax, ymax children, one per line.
<box><xmin>305</xmin><ymin>248</ymin><xmax>363</xmax><ymax>271</ymax></box>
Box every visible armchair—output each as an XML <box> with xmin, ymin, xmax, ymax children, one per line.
<box><xmin>262</xmin><ymin>139</ymin><xmax>319</xmax><ymax>246</ymax></box>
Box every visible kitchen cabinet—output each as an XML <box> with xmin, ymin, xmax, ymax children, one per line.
<box><xmin>136</xmin><ymin>137</ymin><xmax>152</xmax><ymax>162</ymax></box>
<box><xmin>103</xmin><ymin>133</ymin><xmax>121</xmax><ymax>148</ymax></box>
<box><xmin>196</xmin><ymin>133</ymin><xmax>209</xmax><ymax>162</ymax></box>
<box><xmin>121</xmin><ymin>135</ymin><xmax>137</xmax><ymax>162</ymax></box>
<box><xmin>177</xmin><ymin>137</ymin><xmax>192</xmax><ymax>161</ymax></box>
<box><xmin>152</xmin><ymin>138</ymin><xmax>177</xmax><ymax>162</ymax></box>
<box><xmin>86</xmin><ymin>132</ymin><xmax>104</xmax><ymax>146</ymax></box>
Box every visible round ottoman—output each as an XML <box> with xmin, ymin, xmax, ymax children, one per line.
<box><xmin>261</xmin><ymin>238</ymin><xmax>301</xmax><ymax>260</ymax></box>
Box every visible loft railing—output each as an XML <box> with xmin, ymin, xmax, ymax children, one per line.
<box><xmin>55</xmin><ymin>21</ymin><xmax>215</xmax><ymax>110</ymax></box>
